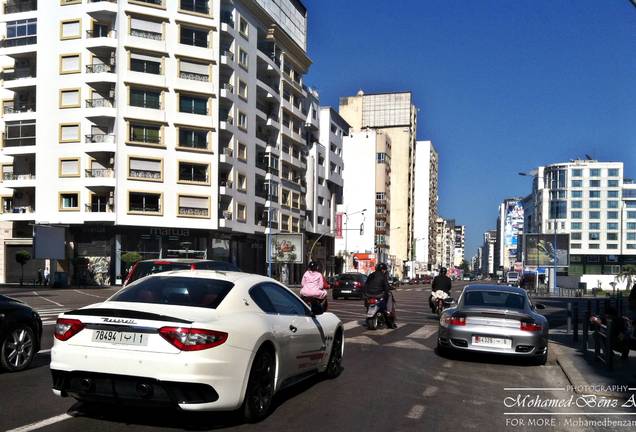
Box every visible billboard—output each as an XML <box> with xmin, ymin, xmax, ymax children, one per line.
<box><xmin>523</xmin><ymin>234</ymin><xmax>569</xmax><ymax>267</ymax></box>
<box><xmin>335</xmin><ymin>213</ymin><xmax>343</xmax><ymax>238</ymax></box>
<box><xmin>503</xmin><ymin>201</ymin><xmax>524</xmax><ymax>267</ymax></box>
<box><xmin>268</xmin><ymin>233</ymin><xmax>304</xmax><ymax>264</ymax></box>
<box><xmin>33</xmin><ymin>225</ymin><xmax>65</xmax><ymax>260</ymax></box>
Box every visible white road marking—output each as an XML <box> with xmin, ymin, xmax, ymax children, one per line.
<box><xmin>37</xmin><ymin>349</ymin><xmax>51</xmax><ymax>354</ymax></box>
<box><xmin>345</xmin><ymin>336</ymin><xmax>379</xmax><ymax>346</ymax></box>
<box><xmin>6</xmin><ymin>413</ymin><xmax>73</xmax><ymax>432</ymax></box>
<box><xmin>433</xmin><ymin>372</ymin><xmax>447</xmax><ymax>381</ymax></box>
<box><xmin>385</xmin><ymin>339</ymin><xmax>431</xmax><ymax>351</ymax></box>
<box><xmin>406</xmin><ymin>326</ymin><xmax>437</xmax><ymax>340</ymax></box>
<box><xmin>442</xmin><ymin>361</ymin><xmax>453</xmax><ymax>369</ymax></box>
<box><xmin>405</xmin><ymin>405</ymin><xmax>425</xmax><ymax>419</ymax></box>
<box><xmin>367</xmin><ymin>323</ymin><xmax>406</xmax><ymax>335</ymax></box>
<box><xmin>73</xmin><ymin>289</ymin><xmax>105</xmax><ymax>299</ymax></box>
<box><xmin>422</xmin><ymin>386</ymin><xmax>438</xmax><ymax>397</ymax></box>
<box><xmin>32</xmin><ymin>292</ymin><xmax>63</xmax><ymax>307</ymax></box>
<box><xmin>343</xmin><ymin>320</ymin><xmax>362</xmax><ymax>331</ymax></box>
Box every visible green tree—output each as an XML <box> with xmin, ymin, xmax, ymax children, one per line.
<box><xmin>121</xmin><ymin>252</ymin><xmax>142</xmax><ymax>278</ymax></box>
<box><xmin>15</xmin><ymin>250</ymin><xmax>31</xmax><ymax>286</ymax></box>
<box><xmin>459</xmin><ymin>260</ymin><xmax>470</xmax><ymax>274</ymax></box>
<box><xmin>616</xmin><ymin>264</ymin><xmax>636</xmax><ymax>291</ymax></box>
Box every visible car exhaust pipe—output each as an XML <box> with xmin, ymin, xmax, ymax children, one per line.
<box><xmin>136</xmin><ymin>383</ymin><xmax>154</xmax><ymax>398</ymax></box>
<box><xmin>79</xmin><ymin>378</ymin><xmax>94</xmax><ymax>393</ymax></box>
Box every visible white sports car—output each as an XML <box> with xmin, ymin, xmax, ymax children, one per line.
<box><xmin>50</xmin><ymin>271</ymin><xmax>343</xmax><ymax>421</ymax></box>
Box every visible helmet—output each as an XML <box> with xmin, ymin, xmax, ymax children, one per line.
<box><xmin>308</xmin><ymin>261</ymin><xmax>319</xmax><ymax>271</ymax></box>
<box><xmin>376</xmin><ymin>263</ymin><xmax>388</xmax><ymax>272</ymax></box>
<box><xmin>440</xmin><ymin>267</ymin><xmax>447</xmax><ymax>275</ymax></box>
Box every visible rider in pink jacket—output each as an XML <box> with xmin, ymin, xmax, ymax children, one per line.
<box><xmin>300</xmin><ymin>261</ymin><xmax>327</xmax><ymax>300</ymax></box>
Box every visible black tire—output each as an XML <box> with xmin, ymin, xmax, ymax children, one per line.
<box><xmin>436</xmin><ymin>340</ymin><xmax>449</xmax><ymax>357</ymax></box>
<box><xmin>534</xmin><ymin>351</ymin><xmax>548</xmax><ymax>366</ymax></box>
<box><xmin>0</xmin><ymin>326</ymin><xmax>36</xmax><ymax>372</ymax></box>
<box><xmin>324</xmin><ymin>330</ymin><xmax>343</xmax><ymax>379</ymax></box>
<box><xmin>366</xmin><ymin>316</ymin><xmax>377</xmax><ymax>330</ymax></box>
<box><xmin>242</xmin><ymin>348</ymin><xmax>276</xmax><ymax>423</ymax></box>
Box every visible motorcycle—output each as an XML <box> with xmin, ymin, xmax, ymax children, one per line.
<box><xmin>590</xmin><ymin>314</ymin><xmax>635</xmax><ymax>359</ymax></box>
<box><xmin>365</xmin><ymin>293</ymin><xmax>395</xmax><ymax>330</ymax></box>
<box><xmin>431</xmin><ymin>290</ymin><xmax>453</xmax><ymax>317</ymax></box>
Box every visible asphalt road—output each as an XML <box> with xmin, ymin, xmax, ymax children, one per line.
<box><xmin>0</xmin><ymin>282</ymin><xmax>631</xmax><ymax>432</ymax></box>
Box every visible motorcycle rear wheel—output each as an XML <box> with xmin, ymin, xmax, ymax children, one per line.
<box><xmin>366</xmin><ymin>316</ymin><xmax>377</xmax><ymax>330</ymax></box>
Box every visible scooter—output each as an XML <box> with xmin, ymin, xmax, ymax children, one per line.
<box><xmin>590</xmin><ymin>314</ymin><xmax>634</xmax><ymax>359</ymax></box>
<box><xmin>365</xmin><ymin>293</ymin><xmax>395</xmax><ymax>330</ymax></box>
<box><xmin>431</xmin><ymin>290</ymin><xmax>453</xmax><ymax>317</ymax></box>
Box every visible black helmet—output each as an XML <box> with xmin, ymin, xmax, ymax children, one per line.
<box><xmin>308</xmin><ymin>261</ymin><xmax>319</xmax><ymax>271</ymax></box>
<box><xmin>376</xmin><ymin>263</ymin><xmax>388</xmax><ymax>272</ymax></box>
<box><xmin>440</xmin><ymin>267</ymin><xmax>447</xmax><ymax>275</ymax></box>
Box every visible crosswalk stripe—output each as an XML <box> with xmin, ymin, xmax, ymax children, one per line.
<box><xmin>406</xmin><ymin>326</ymin><xmax>437</xmax><ymax>340</ymax></box>
<box><xmin>343</xmin><ymin>320</ymin><xmax>362</xmax><ymax>331</ymax></box>
<box><xmin>345</xmin><ymin>335</ymin><xmax>379</xmax><ymax>346</ymax></box>
<box><xmin>365</xmin><ymin>322</ymin><xmax>406</xmax><ymax>335</ymax></box>
<box><xmin>386</xmin><ymin>339</ymin><xmax>431</xmax><ymax>351</ymax></box>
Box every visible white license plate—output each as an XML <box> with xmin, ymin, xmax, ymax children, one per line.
<box><xmin>340</xmin><ymin>290</ymin><xmax>352</xmax><ymax>293</ymax></box>
<box><xmin>92</xmin><ymin>330</ymin><xmax>149</xmax><ymax>346</ymax></box>
<box><xmin>472</xmin><ymin>336</ymin><xmax>512</xmax><ymax>348</ymax></box>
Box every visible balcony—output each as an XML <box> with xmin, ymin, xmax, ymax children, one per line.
<box><xmin>85</xmin><ymin>203</ymin><xmax>113</xmax><ymax>213</ymax></box>
<box><xmin>129</xmin><ymin>169</ymin><xmax>161</xmax><ymax>180</ymax></box>
<box><xmin>85</xmin><ymin>98</ymin><xmax>114</xmax><ymax>108</ymax></box>
<box><xmin>3</xmin><ymin>67</ymin><xmax>36</xmax><ymax>83</ymax></box>
<box><xmin>1</xmin><ymin>36</ymin><xmax>37</xmax><ymax>49</ymax></box>
<box><xmin>179</xmin><ymin>71</ymin><xmax>209</xmax><ymax>82</ymax></box>
<box><xmin>86</xmin><ymin>168</ymin><xmax>114</xmax><ymax>178</ymax></box>
<box><xmin>3</xmin><ymin>205</ymin><xmax>33</xmax><ymax>214</ymax></box>
<box><xmin>178</xmin><ymin>207</ymin><xmax>209</xmax><ymax>217</ymax></box>
<box><xmin>86</xmin><ymin>64</ymin><xmax>115</xmax><ymax>74</ymax></box>
<box><xmin>85</xmin><ymin>133</ymin><xmax>115</xmax><ymax>144</ymax></box>
<box><xmin>2</xmin><ymin>136</ymin><xmax>35</xmax><ymax>149</ymax></box>
<box><xmin>130</xmin><ymin>29</ymin><xmax>162</xmax><ymax>41</ymax></box>
<box><xmin>220</xmin><ymin>50</ymin><xmax>234</xmax><ymax>66</ymax></box>
<box><xmin>3</xmin><ymin>103</ymin><xmax>35</xmax><ymax>114</ymax></box>
<box><xmin>4</xmin><ymin>1</ymin><xmax>37</xmax><ymax>14</ymax></box>
<box><xmin>87</xmin><ymin>29</ymin><xmax>117</xmax><ymax>39</ymax></box>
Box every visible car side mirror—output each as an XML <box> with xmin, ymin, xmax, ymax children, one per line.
<box><xmin>534</xmin><ymin>303</ymin><xmax>546</xmax><ymax>310</ymax></box>
<box><xmin>310</xmin><ymin>302</ymin><xmax>324</xmax><ymax>316</ymax></box>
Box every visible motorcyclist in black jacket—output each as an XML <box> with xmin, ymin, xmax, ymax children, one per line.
<box><xmin>363</xmin><ymin>263</ymin><xmax>397</xmax><ymax>328</ymax></box>
<box><xmin>430</xmin><ymin>267</ymin><xmax>452</xmax><ymax>312</ymax></box>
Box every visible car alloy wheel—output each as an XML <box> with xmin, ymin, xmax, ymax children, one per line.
<box><xmin>324</xmin><ymin>331</ymin><xmax>343</xmax><ymax>379</ymax></box>
<box><xmin>243</xmin><ymin>348</ymin><xmax>275</xmax><ymax>422</ymax></box>
<box><xmin>1</xmin><ymin>326</ymin><xmax>36</xmax><ymax>372</ymax></box>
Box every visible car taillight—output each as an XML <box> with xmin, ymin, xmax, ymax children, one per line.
<box><xmin>54</xmin><ymin>318</ymin><xmax>85</xmax><ymax>341</ymax></box>
<box><xmin>448</xmin><ymin>316</ymin><xmax>466</xmax><ymax>326</ymax></box>
<box><xmin>353</xmin><ymin>281</ymin><xmax>361</xmax><ymax>287</ymax></box>
<box><xmin>335</xmin><ymin>281</ymin><xmax>341</xmax><ymax>287</ymax></box>
<box><xmin>159</xmin><ymin>327</ymin><xmax>228</xmax><ymax>351</ymax></box>
<box><xmin>520</xmin><ymin>322</ymin><xmax>542</xmax><ymax>332</ymax></box>
<box><xmin>368</xmin><ymin>298</ymin><xmax>378</xmax><ymax>305</ymax></box>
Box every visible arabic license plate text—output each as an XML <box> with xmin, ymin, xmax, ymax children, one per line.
<box><xmin>92</xmin><ymin>330</ymin><xmax>148</xmax><ymax>346</ymax></box>
<box><xmin>472</xmin><ymin>336</ymin><xmax>511</xmax><ymax>348</ymax></box>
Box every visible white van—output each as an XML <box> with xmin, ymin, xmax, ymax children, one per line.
<box><xmin>506</xmin><ymin>271</ymin><xmax>520</xmax><ymax>285</ymax></box>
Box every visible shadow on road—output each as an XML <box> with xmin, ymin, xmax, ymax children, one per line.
<box><xmin>436</xmin><ymin>347</ymin><xmax>548</xmax><ymax>367</ymax></box>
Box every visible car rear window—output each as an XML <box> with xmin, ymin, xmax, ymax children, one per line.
<box><xmin>195</xmin><ymin>261</ymin><xmax>241</xmax><ymax>271</ymax></box>
<box><xmin>338</xmin><ymin>274</ymin><xmax>366</xmax><ymax>282</ymax></box>
<box><xmin>463</xmin><ymin>291</ymin><xmax>526</xmax><ymax>310</ymax></box>
<box><xmin>112</xmin><ymin>276</ymin><xmax>234</xmax><ymax>308</ymax></box>
<box><xmin>132</xmin><ymin>262</ymin><xmax>192</xmax><ymax>281</ymax></box>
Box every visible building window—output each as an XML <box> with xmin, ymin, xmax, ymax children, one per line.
<box><xmin>59</xmin><ymin>193</ymin><xmax>79</xmax><ymax>211</ymax></box>
<box><xmin>129</xmin><ymin>192</ymin><xmax>161</xmax><ymax>214</ymax></box>
<box><xmin>589</xmin><ymin>211</ymin><xmax>600</xmax><ymax>219</ymax></box>
<box><xmin>628</xmin><ymin>244</ymin><xmax>636</xmax><ymax>250</ymax></box>
<box><xmin>571</xmin><ymin>180</ymin><xmax>582</xmax><ymax>188</ymax></box>
<box><xmin>238</xmin><ymin>48</ymin><xmax>248</xmax><ymax>68</ymax></box>
<box><xmin>130</xmin><ymin>87</ymin><xmax>161</xmax><ymax>109</ymax></box>
<box><xmin>130</xmin><ymin>52</ymin><xmax>162</xmax><ymax>75</ymax></box>
<box><xmin>129</xmin><ymin>123</ymin><xmax>161</xmax><ymax>145</ymax></box>
<box><xmin>178</xmin><ymin>128</ymin><xmax>208</xmax><ymax>150</ymax></box>
<box><xmin>589</xmin><ymin>168</ymin><xmax>601</xmax><ymax>177</ymax></box>
<box><xmin>59</xmin><ymin>54</ymin><xmax>81</xmax><ymax>74</ymax></box>
<box><xmin>570</xmin><ymin>211</ymin><xmax>582</xmax><ymax>219</ymax></box>
<box><xmin>571</xmin><ymin>168</ymin><xmax>582</xmax><ymax>177</ymax></box>
<box><xmin>178</xmin><ymin>195</ymin><xmax>209</xmax><ymax>218</ymax></box>
<box><xmin>376</xmin><ymin>192</ymin><xmax>386</xmax><ymax>201</ymax></box>
<box><xmin>318</xmin><ymin>197</ymin><xmax>324</xmax><ymax>205</ymax></box>
<box><xmin>549</xmin><ymin>201</ymin><xmax>567</xmax><ymax>219</ymax></box>
<box><xmin>628</xmin><ymin>211</ymin><xmax>636</xmax><ymax>220</ymax></box>
<box><xmin>238</xmin><ymin>80</ymin><xmax>248</xmax><ymax>99</ymax></box>
<box><xmin>607</xmin><ymin>233</ymin><xmax>618</xmax><ymax>241</ymax></box>
<box><xmin>627</xmin><ymin>223</ymin><xmax>636</xmax><ymax>230</ymax></box>
<box><xmin>608</xmin><ymin>190</ymin><xmax>619</xmax><ymax>198</ymax></box>
<box><xmin>179</xmin><ymin>59</ymin><xmax>209</xmax><ymax>81</ymax></box>
<box><xmin>60</xmin><ymin>19</ymin><xmax>81</xmax><ymax>40</ymax></box>
<box><xmin>178</xmin><ymin>161</ymin><xmax>208</xmax><ymax>184</ymax></box>
<box><xmin>607</xmin><ymin>222</ymin><xmax>618</xmax><ymax>230</ymax></box>
<box><xmin>589</xmin><ymin>200</ymin><xmax>600</xmax><ymax>209</ymax></box>
<box><xmin>589</xmin><ymin>244</ymin><xmax>600</xmax><ymax>250</ymax></box>
<box><xmin>571</xmin><ymin>222</ymin><xmax>582</xmax><ymax>230</ymax></box>
<box><xmin>608</xmin><ymin>180</ymin><xmax>619</xmax><ymax>188</ymax></box>
<box><xmin>130</xmin><ymin>17</ymin><xmax>163</xmax><ymax>40</ymax></box>
<box><xmin>59</xmin><ymin>124</ymin><xmax>80</xmax><ymax>143</ymax></box>
<box><xmin>180</xmin><ymin>0</ymin><xmax>209</xmax><ymax>15</ymax></box>
<box><xmin>237</xmin><ymin>173</ymin><xmax>247</xmax><ymax>192</ymax></box>
<box><xmin>5</xmin><ymin>19</ymin><xmax>37</xmax><ymax>47</ymax></box>
<box><xmin>608</xmin><ymin>168</ymin><xmax>619</xmax><ymax>177</ymax></box>
<box><xmin>589</xmin><ymin>190</ymin><xmax>600</xmax><ymax>199</ymax></box>
<box><xmin>571</xmin><ymin>232</ymin><xmax>581</xmax><ymax>240</ymax></box>
<box><xmin>570</xmin><ymin>190</ymin><xmax>582</xmax><ymax>198</ymax></box>
<box><xmin>179</xmin><ymin>94</ymin><xmax>208</xmax><ymax>115</ymax></box>
<box><xmin>239</xmin><ymin>17</ymin><xmax>249</xmax><ymax>37</ymax></box>
<box><xmin>128</xmin><ymin>157</ymin><xmax>162</xmax><ymax>181</ymax></box>
<box><xmin>571</xmin><ymin>243</ymin><xmax>581</xmax><ymax>249</ymax></box>
<box><xmin>59</xmin><ymin>159</ymin><xmax>80</xmax><ymax>178</ymax></box>
<box><xmin>238</xmin><ymin>111</ymin><xmax>247</xmax><ymax>130</ymax></box>
<box><xmin>607</xmin><ymin>244</ymin><xmax>618</xmax><ymax>250</ymax></box>
<box><xmin>627</xmin><ymin>202</ymin><xmax>636</xmax><ymax>209</ymax></box>
<box><xmin>589</xmin><ymin>222</ymin><xmax>600</xmax><ymax>230</ymax></box>
<box><xmin>607</xmin><ymin>211</ymin><xmax>618</xmax><ymax>220</ymax></box>
<box><xmin>238</xmin><ymin>142</ymin><xmax>247</xmax><ymax>160</ymax></box>
<box><xmin>607</xmin><ymin>200</ymin><xmax>618</xmax><ymax>209</ymax></box>
<box><xmin>377</xmin><ymin>153</ymin><xmax>387</xmax><ymax>163</ymax></box>
<box><xmin>589</xmin><ymin>180</ymin><xmax>601</xmax><ymax>188</ymax></box>
<box><xmin>236</xmin><ymin>203</ymin><xmax>246</xmax><ymax>222</ymax></box>
<box><xmin>180</xmin><ymin>26</ymin><xmax>208</xmax><ymax>47</ymax></box>
<box><xmin>627</xmin><ymin>233</ymin><xmax>636</xmax><ymax>241</ymax></box>
<box><xmin>571</xmin><ymin>201</ymin><xmax>582</xmax><ymax>209</ymax></box>
<box><xmin>59</xmin><ymin>89</ymin><xmax>81</xmax><ymax>108</ymax></box>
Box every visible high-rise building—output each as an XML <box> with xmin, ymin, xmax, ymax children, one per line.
<box><xmin>0</xmin><ymin>0</ymin><xmax>329</xmax><ymax>284</ymax></box>
<box><xmin>481</xmin><ymin>229</ymin><xmax>497</xmax><ymax>276</ymax></box>
<box><xmin>413</xmin><ymin>140</ymin><xmax>438</xmax><ymax>273</ymax></box>
<box><xmin>495</xmin><ymin>198</ymin><xmax>524</xmax><ymax>272</ymax></box>
<box><xmin>434</xmin><ymin>217</ymin><xmax>456</xmax><ymax>269</ymax></box>
<box><xmin>335</xmin><ymin>130</ymin><xmax>391</xmax><ymax>269</ymax></box>
<box><xmin>338</xmin><ymin>91</ymin><xmax>417</xmax><ymax>274</ymax></box>
<box><xmin>520</xmin><ymin>160</ymin><xmax>636</xmax><ymax>278</ymax></box>
<box><xmin>452</xmin><ymin>224</ymin><xmax>465</xmax><ymax>268</ymax></box>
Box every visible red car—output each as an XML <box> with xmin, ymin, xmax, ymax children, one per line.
<box><xmin>124</xmin><ymin>259</ymin><xmax>241</xmax><ymax>286</ymax></box>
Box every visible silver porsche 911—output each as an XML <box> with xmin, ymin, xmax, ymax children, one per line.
<box><xmin>437</xmin><ymin>285</ymin><xmax>549</xmax><ymax>365</ymax></box>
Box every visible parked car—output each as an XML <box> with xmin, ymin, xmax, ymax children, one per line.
<box><xmin>506</xmin><ymin>272</ymin><xmax>520</xmax><ymax>286</ymax></box>
<box><xmin>437</xmin><ymin>284</ymin><xmax>548</xmax><ymax>365</ymax></box>
<box><xmin>332</xmin><ymin>272</ymin><xmax>368</xmax><ymax>299</ymax></box>
<box><xmin>401</xmin><ymin>277</ymin><xmax>411</xmax><ymax>285</ymax></box>
<box><xmin>124</xmin><ymin>259</ymin><xmax>241</xmax><ymax>286</ymax></box>
<box><xmin>51</xmin><ymin>270</ymin><xmax>343</xmax><ymax>421</ymax></box>
<box><xmin>0</xmin><ymin>294</ymin><xmax>42</xmax><ymax>372</ymax></box>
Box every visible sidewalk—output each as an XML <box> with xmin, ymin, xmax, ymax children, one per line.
<box><xmin>550</xmin><ymin>333</ymin><xmax>636</xmax><ymax>399</ymax></box>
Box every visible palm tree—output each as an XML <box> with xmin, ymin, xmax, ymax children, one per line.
<box><xmin>15</xmin><ymin>250</ymin><xmax>31</xmax><ymax>286</ymax></box>
<box><xmin>616</xmin><ymin>264</ymin><xmax>636</xmax><ymax>292</ymax></box>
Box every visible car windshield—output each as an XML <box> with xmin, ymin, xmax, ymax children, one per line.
<box><xmin>112</xmin><ymin>276</ymin><xmax>234</xmax><ymax>308</ymax></box>
<box><xmin>196</xmin><ymin>261</ymin><xmax>241</xmax><ymax>271</ymax></box>
<box><xmin>338</xmin><ymin>274</ymin><xmax>366</xmax><ymax>282</ymax></box>
<box><xmin>132</xmin><ymin>262</ymin><xmax>192</xmax><ymax>281</ymax></box>
<box><xmin>463</xmin><ymin>291</ymin><xmax>526</xmax><ymax>310</ymax></box>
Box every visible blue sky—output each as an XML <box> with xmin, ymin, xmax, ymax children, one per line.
<box><xmin>304</xmin><ymin>0</ymin><xmax>636</xmax><ymax>258</ymax></box>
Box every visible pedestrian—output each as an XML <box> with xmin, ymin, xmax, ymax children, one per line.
<box><xmin>36</xmin><ymin>268</ymin><xmax>43</xmax><ymax>286</ymax></box>
<box><xmin>43</xmin><ymin>267</ymin><xmax>50</xmax><ymax>286</ymax></box>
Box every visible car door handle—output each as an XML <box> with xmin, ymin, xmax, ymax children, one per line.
<box><xmin>289</xmin><ymin>325</ymin><xmax>297</xmax><ymax>333</ymax></box>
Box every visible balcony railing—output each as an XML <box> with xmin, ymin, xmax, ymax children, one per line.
<box><xmin>85</xmin><ymin>203</ymin><xmax>113</xmax><ymax>213</ymax></box>
<box><xmin>86</xmin><ymin>64</ymin><xmax>114</xmax><ymax>73</ymax></box>
<box><xmin>1</xmin><ymin>36</ymin><xmax>37</xmax><ymax>48</ymax></box>
<box><xmin>85</xmin><ymin>134</ymin><xmax>115</xmax><ymax>143</ymax></box>
<box><xmin>129</xmin><ymin>169</ymin><xmax>161</xmax><ymax>180</ymax></box>
<box><xmin>3</xmin><ymin>103</ymin><xmax>35</xmax><ymax>114</ymax></box>
<box><xmin>129</xmin><ymin>205</ymin><xmax>160</xmax><ymax>213</ymax></box>
<box><xmin>2</xmin><ymin>173</ymin><xmax>35</xmax><ymax>181</ymax></box>
<box><xmin>221</xmin><ymin>50</ymin><xmax>234</xmax><ymax>61</ymax></box>
<box><xmin>130</xmin><ymin>29</ymin><xmax>162</xmax><ymax>41</ymax></box>
<box><xmin>3</xmin><ymin>67</ymin><xmax>36</xmax><ymax>81</ymax></box>
<box><xmin>222</xmin><ymin>83</ymin><xmax>234</xmax><ymax>94</ymax></box>
<box><xmin>4</xmin><ymin>205</ymin><xmax>33</xmax><ymax>214</ymax></box>
<box><xmin>222</xmin><ymin>210</ymin><xmax>232</xmax><ymax>220</ymax></box>
<box><xmin>85</xmin><ymin>169</ymin><xmax>114</xmax><ymax>178</ymax></box>
<box><xmin>179</xmin><ymin>71</ymin><xmax>209</xmax><ymax>82</ymax></box>
<box><xmin>221</xmin><ymin>11</ymin><xmax>234</xmax><ymax>26</ymax></box>
<box><xmin>86</xmin><ymin>29</ymin><xmax>117</xmax><ymax>38</ymax></box>
<box><xmin>179</xmin><ymin>207</ymin><xmax>209</xmax><ymax>217</ymax></box>
<box><xmin>86</xmin><ymin>98</ymin><xmax>114</xmax><ymax>108</ymax></box>
<box><xmin>2</xmin><ymin>137</ymin><xmax>35</xmax><ymax>147</ymax></box>
<box><xmin>134</xmin><ymin>0</ymin><xmax>162</xmax><ymax>4</ymax></box>
<box><xmin>219</xmin><ymin>179</ymin><xmax>233</xmax><ymax>188</ymax></box>
<box><xmin>4</xmin><ymin>0</ymin><xmax>37</xmax><ymax>14</ymax></box>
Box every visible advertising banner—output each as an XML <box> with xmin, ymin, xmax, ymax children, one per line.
<box><xmin>268</xmin><ymin>233</ymin><xmax>304</xmax><ymax>264</ymax></box>
<box><xmin>503</xmin><ymin>201</ymin><xmax>524</xmax><ymax>267</ymax></box>
<box><xmin>335</xmin><ymin>213</ymin><xmax>343</xmax><ymax>238</ymax></box>
<box><xmin>523</xmin><ymin>234</ymin><xmax>569</xmax><ymax>267</ymax></box>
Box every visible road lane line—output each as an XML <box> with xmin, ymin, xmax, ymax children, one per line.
<box><xmin>405</xmin><ymin>405</ymin><xmax>425</xmax><ymax>419</ymax></box>
<box><xmin>433</xmin><ymin>372</ymin><xmax>447</xmax><ymax>381</ymax></box>
<box><xmin>422</xmin><ymin>386</ymin><xmax>438</xmax><ymax>397</ymax></box>
<box><xmin>73</xmin><ymin>289</ymin><xmax>106</xmax><ymax>299</ymax></box>
<box><xmin>342</xmin><ymin>320</ymin><xmax>362</xmax><ymax>330</ymax></box>
<box><xmin>6</xmin><ymin>413</ymin><xmax>73</xmax><ymax>432</ymax></box>
<box><xmin>32</xmin><ymin>292</ymin><xmax>63</xmax><ymax>307</ymax></box>
<box><xmin>345</xmin><ymin>336</ymin><xmax>379</xmax><ymax>346</ymax></box>
<box><xmin>406</xmin><ymin>326</ymin><xmax>437</xmax><ymax>340</ymax></box>
<box><xmin>385</xmin><ymin>339</ymin><xmax>431</xmax><ymax>351</ymax></box>
<box><xmin>38</xmin><ymin>349</ymin><xmax>51</xmax><ymax>354</ymax></box>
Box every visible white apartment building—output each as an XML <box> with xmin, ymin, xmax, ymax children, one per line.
<box><xmin>335</xmin><ymin>129</ymin><xmax>391</xmax><ymax>271</ymax></box>
<box><xmin>521</xmin><ymin>160</ymin><xmax>636</xmax><ymax>280</ymax></box>
<box><xmin>480</xmin><ymin>229</ymin><xmax>496</xmax><ymax>276</ymax></box>
<box><xmin>412</xmin><ymin>140</ymin><xmax>438</xmax><ymax>274</ymax></box>
<box><xmin>452</xmin><ymin>224</ymin><xmax>464</xmax><ymax>268</ymax></box>
<box><xmin>0</xmin><ymin>0</ymin><xmax>325</xmax><ymax>284</ymax></box>
<box><xmin>495</xmin><ymin>197</ymin><xmax>524</xmax><ymax>272</ymax></box>
<box><xmin>434</xmin><ymin>217</ymin><xmax>455</xmax><ymax>270</ymax></box>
